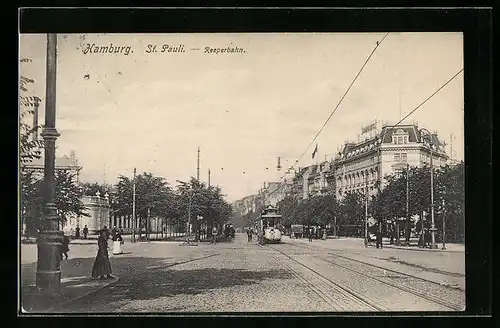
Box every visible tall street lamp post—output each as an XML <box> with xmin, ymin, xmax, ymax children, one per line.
<box><xmin>420</xmin><ymin>128</ymin><xmax>438</xmax><ymax>249</ymax></box>
<box><xmin>36</xmin><ymin>33</ymin><xmax>63</xmax><ymax>296</ymax></box>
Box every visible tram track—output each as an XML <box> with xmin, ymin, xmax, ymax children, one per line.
<box><xmin>290</xmin><ymin>241</ymin><xmax>464</xmax><ymax>291</ymax></box>
<box><xmin>264</xmin><ymin>244</ymin><xmax>387</xmax><ymax>311</ymax></box>
<box><xmin>281</xmin><ymin>242</ymin><xmax>464</xmax><ymax>311</ymax></box>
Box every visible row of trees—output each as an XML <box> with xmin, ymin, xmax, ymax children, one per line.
<box><xmin>275</xmin><ymin>162</ymin><xmax>465</xmax><ymax>243</ymax></box>
<box><xmin>20</xmin><ymin>170</ymin><xmax>234</xmax><ymax>238</ymax></box>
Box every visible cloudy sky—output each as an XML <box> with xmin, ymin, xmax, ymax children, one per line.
<box><xmin>19</xmin><ymin>32</ymin><xmax>464</xmax><ymax>202</ymax></box>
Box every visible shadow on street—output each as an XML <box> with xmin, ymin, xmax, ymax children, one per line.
<box><xmin>57</xmin><ymin>266</ymin><xmax>293</xmax><ymax>312</ymax></box>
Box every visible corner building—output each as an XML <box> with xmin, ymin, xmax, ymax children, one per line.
<box><xmin>334</xmin><ymin>122</ymin><xmax>449</xmax><ymax>200</ymax></box>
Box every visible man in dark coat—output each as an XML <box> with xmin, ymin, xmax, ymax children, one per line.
<box><xmin>376</xmin><ymin>223</ymin><xmax>383</xmax><ymax>249</ymax></box>
<box><xmin>61</xmin><ymin>234</ymin><xmax>70</xmax><ymax>260</ymax></box>
<box><xmin>83</xmin><ymin>225</ymin><xmax>89</xmax><ymax>239</ymax></box>
<box><xmin>75</xmin><ymin>226</ymin><xmax>80</xmax><ymax>239</ymax></box>
<box><xmin>91</xmin><ymin>229</ymin><xmax>113</xmax><ymax>280</ymax></box>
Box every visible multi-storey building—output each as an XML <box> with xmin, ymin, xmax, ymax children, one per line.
<box><xmin>22</xmin><ymin>150</ymin><xmax>82</xmax><ymax>182</ymax></box>
<box><xmin>334</xmin><ymin>122</ymin><xmax>449</xmax><ymax>200</ymax></box>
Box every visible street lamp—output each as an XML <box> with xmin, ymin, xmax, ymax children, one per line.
<box><xmin>36</xmin><ymin>33</ymin><xmax>63</xmax><ymax>296</ymax></box>
<box><xmin>420</xmin><ymin>128</ymin><xmax>438</xmax><ymax>249</ymax></box>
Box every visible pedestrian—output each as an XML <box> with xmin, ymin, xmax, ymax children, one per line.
<box><xmin>212</xmin><ymin>226</ymin><xmax>217</xmax><ymax>244</ymax></box>
<box><xmin>376</xmin><ymin>224</ymin><xmax>383</xmax><ymax>249</ymax></box>
<box><xmin>111</xmin><ymin>226</ymin><xmax>118</xmax><ymax>239</ymax></box>
<box><xmin>308</xmin><ymin>227</ymin><xmax>313</xmax><ymax>242</ymax></box>
<box><xmin>83</xmin><ymin>225</ymin><xmax>89</xmax><ymax>239</ymax></box>
<box><xmin>75</xmin><ymin>226</ymin><xmax>80</xmax><ymax>239</ymax></box>
<box><xmin>103</xmin><ymin>226</ymin><xmax>111</xmax><ymax>240</ymax></box>
<box><xmin>112</xmin><ymin>231</ymin><xmax>123</xmax><ymax>255</ymax></box>
<box><xmin>91</xmin><ymin>229</ymin><xmax>114</xmax><ymax>280</ymax></box>
<box><xmin>61</xmin><ymin>234</ymin><xmax>70</xmax><ymax>260</ymax></box>
<box><xmin>247</xmin><ymin>228</ymin><xmax>252</xmax><ymax>242</ymax></box>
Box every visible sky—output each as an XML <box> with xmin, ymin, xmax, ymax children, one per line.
<box><xmin>19</xmin><ymin>32</ymin><xmax>464</xmax><ymax>202</ymax></box>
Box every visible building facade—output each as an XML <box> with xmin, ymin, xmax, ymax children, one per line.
<box><xmin>334</xmin><ymin>122</ymin><xmax>449</xmax><ymax>200</ymax></box>
<box><xmin>63</xmin><ymin>195</ymin><xmax>111</xmax><ymax>235</ymax></box>
<box><xmin>22</xmin><ymin>150</ymin><xmax>82</xmax><ymax>182</ymax></box>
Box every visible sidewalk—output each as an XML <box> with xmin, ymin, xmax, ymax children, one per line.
<box><xmin>21</xmin><ymin>275</ymin><xmax>119</xmax><ymax>313</ymax></box>
<box><xmin>20</xmin><ymin>237</ymin><xmax>219</xmax><ymax>313</ymax></box>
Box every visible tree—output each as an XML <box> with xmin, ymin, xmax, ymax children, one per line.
<box><xmin>20</xmin><ymin>169</ymin><xmax>88</xmax><ymax>236</ymax></box>
<box><xmin>19</xmin><ymin>58</ymin><xmax>43</xmax><ymax>165</ymax></box>
<box><xmin>80</xmin><ymin>181</ymin><xmax>109</xmax><ymax>197</ymax></box>
<box><xmin>369</xmin><ymin>162</ymin><xmax>465</xmax><ymax>243</ymax></box>
<box><xmin>113</xmin><ymin>172</ymin><xmax>177</xmax><ymax>234</ymax></box>
<box><xmin>339</xmin><ymin>192</ymin><xmax>365</xmax><ymax>226</ymax></box>
<box><xmin>175</xmin><ymin>177</ymin><xmax>233</xmax><ymax>239</ymax></box>
<box><xmin>54</xmin><ymin>170</ymin><xmax>88</xmax><ymax>226</ymax></box>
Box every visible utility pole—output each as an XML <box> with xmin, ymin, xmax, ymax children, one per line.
<box><xmin>450</xmin><ymin>133</ymin><xmax>453</xmax><ymax>161</ymax></box>
<box><xmin>442</xmin><ymin>192</ymin><xmax>446</xmax><ymax>250</ymax></box>
<box><xmin>33</xmin><ymin>99</ymin><xmax>39</xmax><ymax>142</ymax></box>
<box><xmin>132</xmin><ymin>168</ymin><xmax>136</xmax><ymax>243</ymax></box>
<box><xmin>406</xmin><ymin>163</ymin><xmax>410</xmax><ymax>246</ymax></box>
<box><xmin>208</xmin><ymin>169</ymin><xmax>211</xmax><ymax>187</ymax></box>
<box><xmin>36</xmin><ymin>33</ymin><xmax>63</xmax><ymax>296</ymax></box>
<box><xmin>147</xmin><ymin>207</ymin><xmax>150</xmax><ymax>242</ymax></box>
<box><xmin>430</xmin><ymin>141</ymin><xmax>437</xmax><ymax>249</ymax></box>
<box><xmin>197</xmin><ymin>146</ymin><xmax>200</xmax><ymax>181</ymax></box>
<box><xmin>364</xmin><ymin>174</ymin><xmax>368</xmax><ymax>247</ymax></box>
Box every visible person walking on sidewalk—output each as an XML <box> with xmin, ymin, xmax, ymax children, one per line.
<box><xmin>91</xmin><ymin>229</ymin><xmax>114</xmax><ymax>280</ymax></box>
<box><xmin>83</xmin><ymin>225</ymin><xmax>89</xmax><ymax>239</ymax></box>
<box><xmin>75</xmin><ymin>226</ymin><xmax>80</xmax><ymax>239</ymax></box>
<box><xmin>211</xmin><ymin>226</ymin><xmax>217</xmax><ymax>244</ymax></box>
<box><xmin>308</xmin><ymin>227</ymin><xmax>313</xmax><ymax>242</ymax></box>
<box><xmin>61</xmin><ymin>234</ymin><xmax>70</xmax><ymax>260</ymax></box>
<box><xmin>376</xmin><ymin>223</ymin><xmax>383</xmax><ymax>249</ymax></box>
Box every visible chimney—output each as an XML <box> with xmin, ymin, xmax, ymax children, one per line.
<box><xmin>33</xmin><ymin>99</ymin><xmax>39</xmax><ymax>142</ymax></box>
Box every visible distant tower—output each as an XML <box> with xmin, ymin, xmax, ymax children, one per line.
<box><xmin>277</xmin><ymin>157</ymin><xmax>282</xmax><ymax>171</ymax></box>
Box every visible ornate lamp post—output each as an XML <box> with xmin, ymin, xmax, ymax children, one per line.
<box><xmin>420</xmin><ymin>128</ymin><xmax>438</xmax><ymax>249</ymax></box>
<box><xmin>36</xmin><ymin>34</ymin><xmax>63</xmax><ymax>296</ymax></box>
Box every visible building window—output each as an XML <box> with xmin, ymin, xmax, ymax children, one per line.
<box><xmin>392</xmin><ymin>129</ymin><xmax>409</xmax><ymax>144</ymax></box>
<box><xmin>394</xmin><ymin>152</ymin><xmax>407</xmax><ymax>162</ymax></box>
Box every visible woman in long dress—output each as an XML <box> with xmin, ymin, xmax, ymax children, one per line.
<box><xmin>91</xmin><ymin>229</ymin><xmax>113</xmax><ymax>280</ymax></box>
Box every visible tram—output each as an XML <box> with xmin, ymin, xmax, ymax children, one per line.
<box><xmin>255</xmin><ymin>205</ymin><xmax>283</xmax><ymax>244</ymax></box>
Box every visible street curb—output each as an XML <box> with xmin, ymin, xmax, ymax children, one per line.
<box><xmin>37</xmin><ymin>254</ymin><xmax>220</xmax><ymax>313</ymax></box>
<box><xmin>33</xmin><ymin>276</ymin><xmax>121</xmax><ymax>313</ymax></box>
<box><xmin>381</xmin><ymin>244</ymin><xmax>464</xmax><ymax>253</ymax></box>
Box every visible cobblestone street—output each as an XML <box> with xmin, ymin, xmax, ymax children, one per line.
<box><xmin>21</xmin><ymin>234</ymin><xmax>465</xmax><ymax>313</ymax></box>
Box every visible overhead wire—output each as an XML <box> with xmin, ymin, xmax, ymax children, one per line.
<box><xmin>269</xmin><ymin>67</ymin><xmax>464</xmax><ymax>200</ymax></box>
<box><xmin>261</xmin><ymin>32</ymin><xmax>390</xmax><ymax>198</ymax></box>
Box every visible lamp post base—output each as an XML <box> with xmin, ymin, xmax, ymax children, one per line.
<box><xmin>36</xmin><ymin>230</ymin><xmax>63</xmax><ymax>297</ymax></box>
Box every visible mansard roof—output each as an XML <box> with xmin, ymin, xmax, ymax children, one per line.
<box><xmin>23</xmin><ymin>155</ymin><xmax>82</xmax><ymax>170</ymax></box>
<box><xmin>380</xmin><ymin>124</ymin><xmax>420</xmax><ymax>143</ymax></box>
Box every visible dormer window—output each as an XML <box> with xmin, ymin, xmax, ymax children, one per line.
<box><xmin>392</xmin><ymin>128</ymin><xmax>409</xmax><ymax>145</ymax></box>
